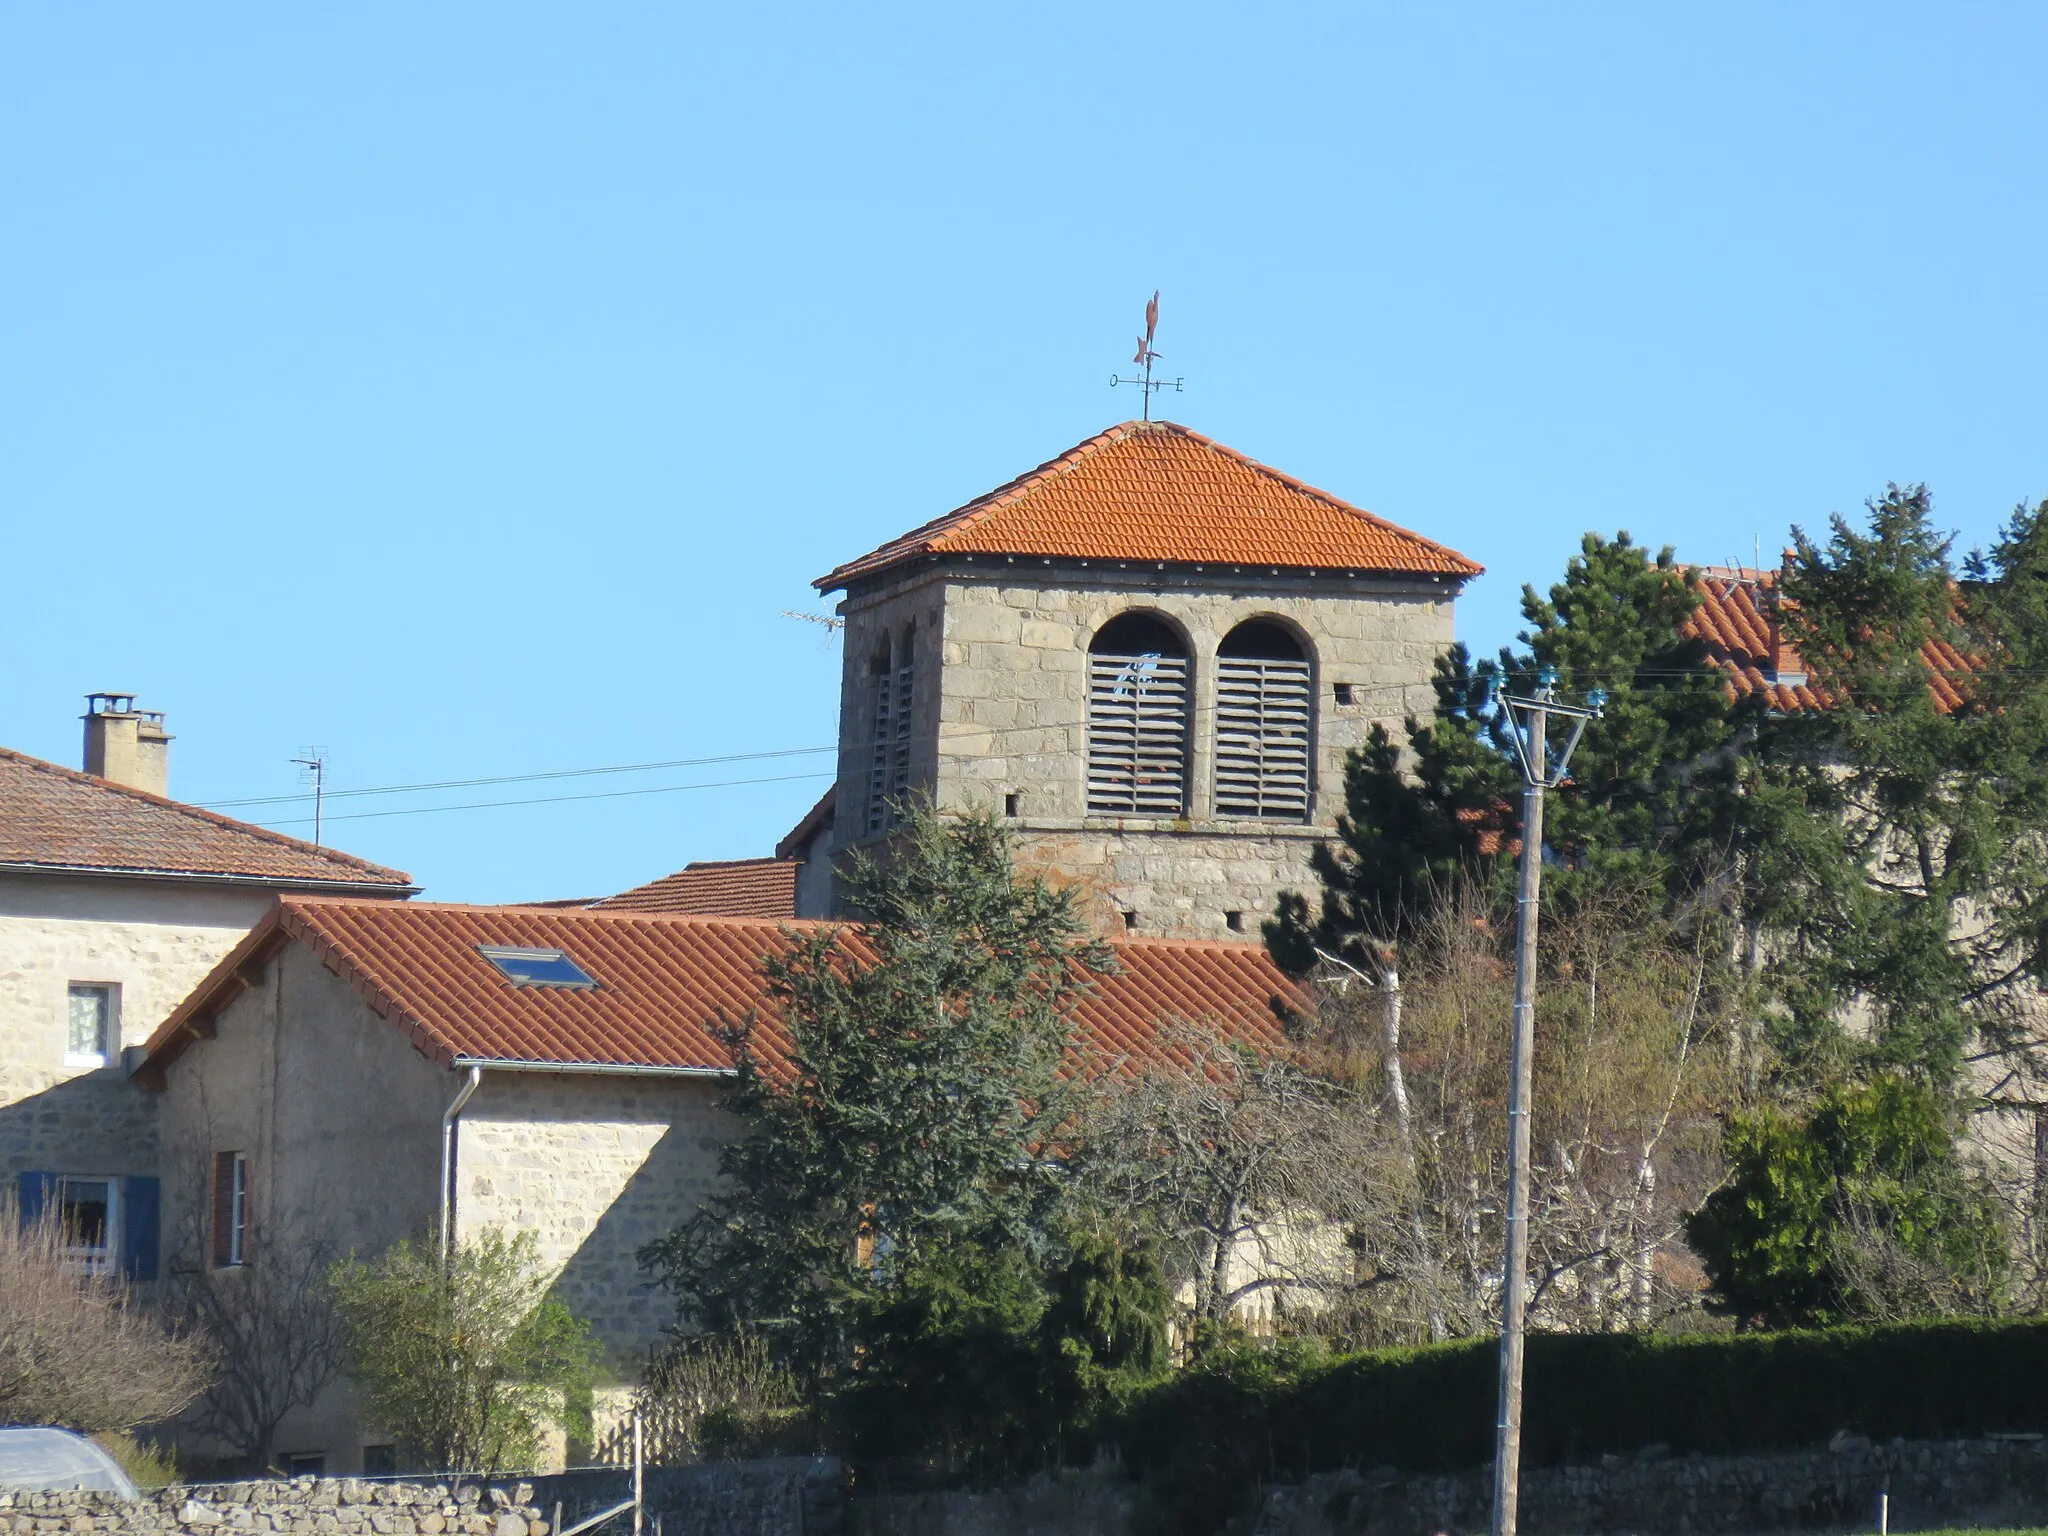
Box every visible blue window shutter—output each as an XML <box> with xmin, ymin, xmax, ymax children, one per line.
<box><xmin>16</xmin><ymin>1171</ymin><xmax>56</xmax><ymax>1228</ymax></box>
<box><xmin>121</xmin><ymin>1176</ymin><xmax>161</xmax><ymax>1282</ymax></box>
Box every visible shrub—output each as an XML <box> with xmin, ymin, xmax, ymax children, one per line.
<box><xmin>1108</xmin><ymin>1316</ymin><xmax>2048</xmax><ymax>1533</ymax></box>
<box><xmin>1686</xmin><ymin>1076</ymin><xmax>2007</xmax><ymax>1326</ymax></box>
<box><xmin>0</xmin><ymin>1198</ymin><xmax>206</xmax><ymax>1432</ymax></box>
<box><xmin>331</xmin><ymin>1228</ymin><xmax>596</xmax><ymax>1475</ymax></box>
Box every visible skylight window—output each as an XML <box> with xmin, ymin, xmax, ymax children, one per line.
<box><xmin>478</xmin><ymin>945</ymin><xmax>598</xmax><ymax>990</ymax></box>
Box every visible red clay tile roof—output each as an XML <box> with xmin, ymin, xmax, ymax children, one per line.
<box><xmin>1685</xmin><ymin>567</ymin><xmax>1972</xmax><ymax>713</ymax></box>
<box><xmin>594</xmin><ymin>858</ymin><xmax>800</xmax><ymax>917</ymax></box>
<box><xmin>0</xmin><ymin>747</ymin><xmax>414</xmax><ymax>889</ymax></box>
<box><xmin>142</xmin><ymin>897</ymin><xmax>1300</xmax><ymax>1085</ymax></box>
<box><xmin>816</xmin><ymin>421</ymin><xmax>1482</xmax><ymax>591</ymax></box>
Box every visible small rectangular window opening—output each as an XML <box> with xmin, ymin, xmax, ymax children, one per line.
<box><xmin>1003</xmin><ymin>792</ymin><xmax>1020</xmax><ymax>818</ymax></box>
<box><xmin>1332</xmin><ymin>682</ymin><xmax>1355</xmax><ymax>706</ymax></box>
<box><xmin>478</xmin><ymin>945</ymin><xmax>598</xmax><ymax>989</ymax></box>
<box><xmin>58</xmin><ymin>1177</ymin><xmax>116</xmax><ymax>1275</ymax></box>
<box><xmin>212</xmin><ymin>1151</ymin><xmax>248</xmax><ymax>1268</ymax></box>
<box><xmin>281</xmin><ymin>1453</ymin><xmax>326</xmax><ymax>1478</ymax></box>
<box><xmin>66</xmin><ymin>983</ymin><xmax>116</xmax><ymax>1065</ymax></box>
<box><xmin>1225</xmin><ymin>910</ymin><xmax>1245</xmax><ymax>933</ymax></box>
<box><xmin>1121</xmin><ymin>910</ymin><xmax>1139</xmax><ymax>931</ymax></box>
<box><xmin>361</xmin><ymin>1444</ymin><xmax>398</xmax><ymax>1477</ymax></box>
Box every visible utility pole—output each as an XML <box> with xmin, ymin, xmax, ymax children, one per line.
<box><xmin>1491</xmin><ymin>667</ymin><xmax>1604</xmax><ymax>1536</ymax></box>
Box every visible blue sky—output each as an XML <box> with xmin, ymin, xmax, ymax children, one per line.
<box><xmin>4</xmin><ymin>3</ymin><xmax>2043</xmax><ymax>901</ymax></box>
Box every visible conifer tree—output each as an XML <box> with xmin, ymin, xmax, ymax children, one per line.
<box><xmin>1270</xmin><ymin>532</ymin><xmax>1739</xmax><ymax>974</ymax></box>
<box><xmin>646</xmin><ymin>804</ymin><xmax>1114</xmax><ymax>1374</ymax></box>
<box><xmin>1754</xmin><ymin>489</ymin><xmax>2048</xmax><ymax>1088</ymax></box>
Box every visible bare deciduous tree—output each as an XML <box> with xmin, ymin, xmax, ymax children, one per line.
<box><xmin>0</xmin><ymin>1198</ymin><xmax>206</xmax><ymax>1432</ymax></box>
<box><xmin>1080</xmin><ymin>1026</ymin><xmax>1366</xmax><ymax>1338</ymax></box>
<box><xmin>1306</xmin><ymin>883</ymin><xmax>1740</xmax><ymax>1345</ymax></box>
<box><xmin>163</xmin><ymin>1139</ymin><xmax>348</xmax><ymax>1471</ymax></box>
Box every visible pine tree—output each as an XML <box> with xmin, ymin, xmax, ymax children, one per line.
<box><xmin>1755</xmin><ymin>489</ymin><xmax>2048</xmax><ymax>1087</ymax></box>
<box><xmin>1270</xmin><ymin>532</ymin><xmax>1739</xmax><ymax>973</ymax></box>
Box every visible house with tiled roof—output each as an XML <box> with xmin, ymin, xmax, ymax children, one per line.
<box><xmin>590</xmin><ymin>856</ymin><xmax>802</xmax><ymax>918</ymax></box>
<box><xmin>1683</xmin><ymin>564</ymin><xmax>1975</xmax><ymax>712</ymax></box>
<box><xmin>1</xmin><ymin>695</ymin><xmax>411</xmax><ymax>1285</ymax></box>
<box><xmin>804</xmin><ymin>419</ymin><xmax>1481</xmax><ymax>938</ymax></box>
<box><xmin>136</xmin><ymin>894</ymin><xmax>1299</xmax><ymax>1472</ymax></box>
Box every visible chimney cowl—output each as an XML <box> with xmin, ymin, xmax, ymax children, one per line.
<box><xmin>82</xmin><ymin>694</ymin><xmax>173</xmax><ymax>797</ymax></box>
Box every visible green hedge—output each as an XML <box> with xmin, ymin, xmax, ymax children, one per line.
<box><xmin>1107</xmin><ymin>1319</ymin><xmax>2048</xmax><ymax>1528</ymax></box>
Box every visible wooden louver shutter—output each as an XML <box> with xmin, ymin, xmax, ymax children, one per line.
<box><xmin>1087</xmin><ymin>650</ymin><xmax>1190</xmax><ymax>815</ymax></box>
<box><xmin>865</xmin><ymin>652</ymin><xmax>916</xmax><ymax>835</ymax></box>
<box><xmin>865</xmin><ymin>666</ymin><xmax>894</xmax><ymax>835</ymax></box>
<box><xmin>1214</xmin><ymin>654</ymin><xmax>1313</xmax><ymax>819</ymax></box>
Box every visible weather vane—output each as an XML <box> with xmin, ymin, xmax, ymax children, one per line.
<box><xmin>1111</xmin><ymin>290</ymin><xmax>1183</xmax><ymax>420</ymax></box>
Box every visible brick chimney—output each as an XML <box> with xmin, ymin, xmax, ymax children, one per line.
<box><xmin>82</xmin><ymin>693</ymin><xmax>173</xmax><ymax>797</ymax></box>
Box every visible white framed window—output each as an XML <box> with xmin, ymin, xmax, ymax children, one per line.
<box><xmin>57</xmin><ymin>1176</ymin><xmax>119</xmax><ymax>1276</ymax></box>
<box><xmin>212</xmin><ymin>1151</ymin><xmax>249</xmax><ymax>1268</ymax></box>
<box><xmin>1214</xmin><ymin>620</ymin><xmax>1314</xmax><ymax>821</ymax></box>
<box><xmin>65</xmin><ymin>983</ymin><xmax>117</xmax><ymax>1067</ymax></box>
<box><xmin>1087</xmin><ymin>613</ymin><xmax>1191</xmax><ymax>816</ymax></box>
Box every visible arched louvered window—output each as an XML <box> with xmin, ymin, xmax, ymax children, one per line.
<box><xmin>1214</xmin><ymin>619</ymin><xmax>1313</xmax><ymax>821</ymax></box>
<box><xmin>865</xmin><ymin>629</ymin><xmax>916</xmax><ymax>834</ymax></box>
<box><xmin>1087</xmin><ymin>613</ymin><xmax>1190</xmax><ymax>816</ymax></box>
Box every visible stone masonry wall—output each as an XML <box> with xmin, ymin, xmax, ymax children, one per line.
<box><xmin>0</xmin><ymin>874</ymin><xmax>270</xmax><ymax>1189</ymax></box>
<box><xmin>850</xmin><ymin>1435</ymin><xmax>2048</xmax><ymax>1536</ymax></box>
<box><xmin>830</xmin><ymin>564</ymin><xmax>1458</xmax><ymax>937</ymax></box>
<box><xmin>0</xmin><ymin>1477</ymin><xmax>550</xmax><ymax>1535</ymax></box>
<box><xmin>0</xmin><ymin>1461</ymin><xmax>845</xmax><ymax>1536</ymax></box>
<box><xmin>1260</xmin><ymin>1433</ymin><xmax>2048</xmax><ymax>1535</ymax></box>
<box><xmin>456</xmin><ymin>1072</ymin><xmax>735</xmax><ymax>1366</ymax></box>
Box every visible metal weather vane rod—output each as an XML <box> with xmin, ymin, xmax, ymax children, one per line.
<box><xmin>1110</xmin><ymin>289</ymin><xmax>1183</xmax><ymax>420</ymax></box>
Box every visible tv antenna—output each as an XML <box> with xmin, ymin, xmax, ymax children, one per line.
<box><xmin>1110</xmin><ymin>290</ymin><xmax>1182</xmax><ymax>420</ymax></box>
<box><xmin>292</xmin><ymin>749</ymin><xmax>328</xmax><ymax>846</ymax></box>
<box><xmin>780</xmin><ymin>610</ymin><xmax>846</xmax><ymax>633</ymax></box>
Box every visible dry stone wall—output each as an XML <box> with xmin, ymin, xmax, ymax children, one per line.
<box><xmin>1262</xmin><ymin>1432</ymin><xmax>2048</xmax><ymax>1534</ymax></box>
<box><xmin>0</xmin><ymin>1461</ymin><xmax>844</xmax><ymax>1536</ymax></box>
<box><xmin>850</xmin><ymin>1435</ymin><xmax>2048</xmax><ymax>1536</ymax></box>
<box><xmin>0</xmin><ymin>1477</ymin><xmax>549</xmax><ymax>1535</ymax></box>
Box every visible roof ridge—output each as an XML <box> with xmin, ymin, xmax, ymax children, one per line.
<box><xmin>0</xmin><ymin>745</ymin><xmax>412</xmax><ymax>885</ymax></box>
<box><xmin>812</xmin><ymin>422</ymin><xmax>1139</xmax><ymax>591</ymax></box>
<box><xmin>282</xmin><ymin>893</ymin><xmax>835</xmax><ymax>928</ymax></box>
<box><xmin>1161</xmin><ymin>422</ymin><xmax>1480</xmax><ymax>569</ymax></box>
<box><xmin>681</xmin><ymin>856</ymin><xmax>798</xmax><ymax>871</ymax></box>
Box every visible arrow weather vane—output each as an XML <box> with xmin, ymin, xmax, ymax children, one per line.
<box><xmin>1111</xmin><ymin>290</ymin><xmax>1183</xmax><ymax>420</ymax></box>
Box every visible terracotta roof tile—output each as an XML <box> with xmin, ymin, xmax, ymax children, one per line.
<box><xmin>594</xmin><ymin>858</ymin><xmax>800</xmax><ymax>917</ymax></box>
<box><xmin>143</xmin><ymin>898</ymin><xmax>1300</xmax><ymax>1084</ymax></box>
<box><xmin>816</xmin><ymin>421</ymin><xmax>1482</xmax><ymax>591</ymax></box>
<box><xmin>1685</xmin><ymin>568</ymin><xmax>1972</xmax><ymax>713</ymax></box>
<box><xmin>0</xmin><ymin>747</ymin><xmax>414</xmax><ymax>889</ymax></box>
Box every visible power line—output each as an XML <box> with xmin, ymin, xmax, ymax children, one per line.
<box><xmin>221</xmin><ymin>657</ymin><xmax>2015</xmax><ymax>831</ymax></box>
<box><xmin>197</xmin><ymin>746</ymin><xmax>835</xmax><ymax>810</ymax></box>
<box><xmin>252</xmin><ymin>770</ymin><xmax>836</xmax><ymax>830</ymax></box>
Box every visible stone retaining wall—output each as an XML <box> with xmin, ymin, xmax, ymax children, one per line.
<box><xmin>1260</xmin><ymin>1432</ymin><xmax>2048</xmax><ymax>1535</ymax></box>
<box><xmin>849</xmin><ymin>1435</ymin><xmax>2048</xmax><ymax>1536</ymax></box>
<box><xmin>0</xmin><ymin>1461</ymin><xmax>844</xmax><ymax>1536</ymax></box>
<box><xmin>0</xmin><ymin>1476</ymin><xmax>549</xmax><ymax>1534</ymax></box>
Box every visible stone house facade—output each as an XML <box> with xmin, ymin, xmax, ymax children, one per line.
<box><xmin>0</xmin><ymin>697</ymin><xmax>411</xmax><ymax>1283</ymax></box>
<box><xmin>138</xmin><ymin>894</ymin><xmax>1301</xmax><ymax>1472</ymax></box>
<box><xmin>806</xmin><ymin>421</ymin><xmax>1482</xmax><ymax>938</ymax></box>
